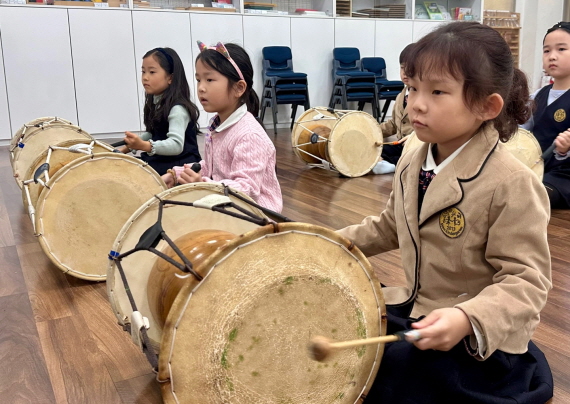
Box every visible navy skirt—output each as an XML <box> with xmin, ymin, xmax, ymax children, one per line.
<box><xmin>363</xmin><ymin>311</ymin><xmax>553</xmax><ymax>404</ymax></box>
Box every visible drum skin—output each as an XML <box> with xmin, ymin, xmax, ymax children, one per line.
<box><xmin>35</xmin><ymin>153</ymin><xmax>166</xmax><ymax>281</ymax></box>
<box><xmin>402</xmin><ymin>128</ymin><xmax>544</xmax><ymax>180</ymax></box>
<box><xmin>21</xmin><ymin>138</ymin><xmax>113</xmax><ymax>209</ymax></box>
<box><xmin>159</xmin><ymin>222</ymin><xmax>386</xmax><ymax>404</ymax></box>
<box><xmin>292</xmin><ymin>107</ymin><xmax>383</xmax><ymax>177</ymax></box>
<box><xmin>10</xmin><ymin>117</ymin><xmax>91</xmax><ymax>189</ymax></box>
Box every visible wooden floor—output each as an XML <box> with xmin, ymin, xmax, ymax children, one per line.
<box><xmin>0</xmin><ymin>128</ymin><xmax>569</xmax><ymax>403</ymax></box>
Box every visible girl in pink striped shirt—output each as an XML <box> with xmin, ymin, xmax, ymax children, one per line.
<box><xmin>162</xmin><ymin>42</ymin><xmax>282</xmax><ymax>213</ymax></box>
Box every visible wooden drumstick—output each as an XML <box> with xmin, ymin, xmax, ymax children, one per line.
<box><xmin>375</xmin><ymin>136</ymin><xmax>410</xmax><ymax>147</ymax></box>
<box><xmin>308</xmin><ymin>330</ymin><xmax>421</xmax><ymax>362</ymax></box>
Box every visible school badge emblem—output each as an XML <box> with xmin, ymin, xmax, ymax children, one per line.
<box><xmin>439</xmin><ymin>207</ymin><xmax>465</xmax><ymax>238</ymax></box>
<box><xmin>554</xmin><ymin>109</ymin><xmax>566</xmax><ymax>122</ymax></box>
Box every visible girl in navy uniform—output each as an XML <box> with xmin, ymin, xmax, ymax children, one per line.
<box><xmin>121</xmin><ymin>47</ymin><xmax>201</xmax><ymax>176</ymax></box>
<box><xmin>339</xmin><ymin>22</ymin><xmax>553</xmax><ymax>403</ymax></box>
<box><xmin>521</xmin><ymin>22</ymin><xmax>570</xmax><ymax>208</ymax></box>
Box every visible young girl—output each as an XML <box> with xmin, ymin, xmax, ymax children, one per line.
<box><xmin>373</xmin><ymin>43</ymin><xmax>415</xmax><ymax>174</ymax></box>
<box><xmin>122</xmin><ymin>47</ymin><xmax>201</xmax><ymax>176</ymax></box>
<box><xmin>338</xmin><ymin>22</ymin><xmax>553</xmax><ymax>403</ymax></box>
<box><xmin>163</xmin><ymin>42</ymin><xmax>282</xmax><ymax>213</ymax></box>
<box><xmin>520</xmin><ymin>22</ymin><xmax>570</xmax><ymax>209</ymax></box>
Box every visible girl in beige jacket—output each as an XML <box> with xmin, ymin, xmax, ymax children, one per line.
<box><xmin>339</xmin><ymin>22</ymin><xmax>553</xmax><ymax>404</ymax></box>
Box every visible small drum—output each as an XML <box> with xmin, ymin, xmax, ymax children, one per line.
<box><xmin>10</xmin><ymin>117</ymin><xmax>92</xmax><ymax>189</ymax></box>
<box><xmin>402</xmin><ymin>128</ymin><xmax>544</xmax><ymax>179</ymax></box>
<box><xmin>35</xmin><ymin>153</ymin><xmax>166</xmax><ymax>281</ymax></box>
<box><xmin>160</xmin><ymin>223</ymin><xmax>384</xmax><ymax>404</ymax></box>
<box><xmin>107</xmin><ymin>182</ymin><xmax>268</xmax><ymax>349</ymax></box>
<box><xmin>292</xmin><ymin>107</ymin><xmax>383</xmax><ymax>177</ymax></box>
<box><xmin>21</xmin><ymin>139</ymin><xmax>115</xmax><ymax>214</ymax></box>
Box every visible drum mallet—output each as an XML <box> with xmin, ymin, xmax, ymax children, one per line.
<box><xmin>308</xmin><ymin>330</ymin><xmax>421</xmax><ymax>362</ymax></box>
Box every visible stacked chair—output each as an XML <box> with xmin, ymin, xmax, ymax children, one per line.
<box><xmin>328</xmin><ymin>47</ymin><xmax>378</xmax><ymax>119</ymax></box>
<box><xmin>361</xmin><ymin>57</ymin><xmax>405</xmax><ymax>122</ymax></box>
<box><xmin>260</xmin><ymin>46</ymin><xmax>310</xmax><ymax>134</ymax></box>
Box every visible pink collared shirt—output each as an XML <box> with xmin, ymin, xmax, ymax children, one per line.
<box><xmin>174</xmin><ymin>105</ymin><xmax>282</xmax><ymax>213</ymax></box>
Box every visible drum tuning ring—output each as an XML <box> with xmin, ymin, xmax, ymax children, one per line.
<box><xmin>310</xmin><ymin>132</ymin><xmax>319</xmax><ymax>144</ymax></box>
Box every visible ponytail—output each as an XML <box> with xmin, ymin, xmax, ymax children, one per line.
<box><xmin>493</xmin><ymin>68</ymin><xmax>531</xmax><ymax>142</ymax></box>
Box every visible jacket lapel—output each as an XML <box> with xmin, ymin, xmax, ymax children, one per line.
<box><xmin>418</xmin><ymin>126</ymin><xmax>499</xmax><ymax>226</ymax></box>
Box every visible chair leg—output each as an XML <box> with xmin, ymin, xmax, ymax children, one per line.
<box><xmin>290</xmin><ymin>104</ymin><xmax>298</xmax><ymax>130</ymax></box>
<box><xmin>260</xmin><ymin>102</ymin><xmax>267</xmax><ymax>122</ymax></box>
<box><xmin>357</xmin><ymin>101</ymin><xmax>364</xmax><ymax>111</ymax></box>
<box><xmin>272</xmin><ymin>104</ymin><xmax>278</xmax><ymax>135</ymax></box>
<box><xmin>381</xmin><ymin>100</ymin><xmax>392</xmax><ymax>122</ymax></box>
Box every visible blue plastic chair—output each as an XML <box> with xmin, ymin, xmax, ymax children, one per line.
<box><xmin>328</xmin><ymin>48</ymin><xmax>378</xmax><ymax>118</ymax></box>
<box><xmin>361</xmin><ymin>57</ymin><xmax>405</xmax><ymax>122</ymax></box>
<box><xmin>260</xmin><ymin>46</ymin><xmax>310</xmax><ymax>134</ymax></box>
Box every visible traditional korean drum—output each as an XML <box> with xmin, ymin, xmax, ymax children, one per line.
<box><xmin>292</xmin><ymin>107</ymin><xmax>383</xmax><ymax>177</ymax></box>
<box><xmin>21</xmin><ymin>138</ymin><xmax>115</xmax><ymax>213</ymax></box>
<box><xmin>108</xmin><ymin>184</ymin><xmax>386</xmax><ymax>404</ymax></box>
<box><xmin>10</xmin><ymin>117</ymin><xmax>92</xmax><ymax>188</ymax></box>
<box><xmin>402</xmin><ymin>128</ymin><xmax>544</xmax><ymax>179</ymax></box>
<box><xmin>35</xmin><ymin>153</ymin><xmax>166</xmax><ymax>281</ymax></box>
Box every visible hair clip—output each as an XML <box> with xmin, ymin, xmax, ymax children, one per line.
<box><xmin>196</xmin><ymin>40</ymin><xmax>245</xmax><ymax>81</ymax></box>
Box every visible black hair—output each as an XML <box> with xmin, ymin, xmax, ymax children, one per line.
<box><xmin>142</xmin><ymin>47</ymin><xmax>200</xmax><ymax>135</ymax></box>
<box><xmin>195</xmin><ymin>43</ymin><xmax>260</xmax><ymax>117</ymax></box>
<box><xmin>399</xmin><ymin>43</ymin><xmax>415</xmax><ymax>65</ymax></box>
<box><xmin>405</xmin><ymin>21</ymin><xmax>530</xmax><ymax>142</ymax></box>
<box><xmin>544</xmin><ymin>21</ymin><xmax>570</xmax><ymax>43</ymax></box>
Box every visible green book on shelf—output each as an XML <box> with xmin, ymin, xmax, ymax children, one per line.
<box><xmin>424</xmin><ymin>2</ymin><xmax>443</xmax><ymax>20</ymax></box>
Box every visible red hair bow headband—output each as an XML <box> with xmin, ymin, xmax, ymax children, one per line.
<box><xmin>197</xmin><ymin>41</ymin><xmax>245</xmax><ymax>81</ymax></box>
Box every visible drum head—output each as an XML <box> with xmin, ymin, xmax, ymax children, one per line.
<box><xmin>160</xmin><ymin>222</ymin><xmax>385</xmax><ymax>404</ymax></box>
<box><xmin>21</xmin><ymin>139</ymin><xmax>113</xmax><ymax>209</ymax></box>
<box><xmin>11</xmin><ymin>117</ymin><xmax>73</xmax><ymax>149</ymax></box>
<box><xmin>402</xmin><ymin>129</ymin><xmax>544</xmax><ymax>180</ymax></box>
<box><xmin>107</xmin><ymin>182</ymin><xmax>267</xmax><ymax>348</ymax></box>
<box><xmin>504</xmin><ymin>128</ymin><xmax>544</xmax><ymax>180</ymax></box>
<box><xmin>11</xmin><ymin>119</ymin><xmax>91</xmax><ymax>189</ymax></box>
<box><xmin>328</xmin><ymin>111</ymin><xmax>383</xmax><ymax>177</ymax></box>
<box><xmin>35</xmin><ymin>153</ymin><xmax>166</xmax><ymax>281</ymax></box>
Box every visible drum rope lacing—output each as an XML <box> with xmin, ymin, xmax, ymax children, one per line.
<box><xmin>109</xmin><ymin>185</ymin><xmax>294</xmax><ymax>373</ymax></box>
<box><xmin>9</xmin><ymin>117</ymin><xmax>74</xmax><ymax>153</ymax></box>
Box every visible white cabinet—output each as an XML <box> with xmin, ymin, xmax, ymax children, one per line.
<box><xmin>132</xmin><ymin>10</ymin><xmax>194</xmax><ymax>131</ymax></box>
<box><xmin>291</xmin><ymin>17</ymin><xmax>335</xmax><ymax>112</ymax></box>
<box><xmin>0</xmin><ymin>36</ymin><xmax>11</xmax><ymax>140</ymax></box>
<box><xmin>0</xmin><ymin>7</ymin><xmax>77</xmax><ymax>137</ymax></box>
<box><xmin>68</xmin><ymin>8</ymin><xmax>139</xmax><ymax>134</ymax></box>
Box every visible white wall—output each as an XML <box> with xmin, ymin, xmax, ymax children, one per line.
<box><xmin>0</xmin><ymin>30</ymin><xmax>11</xmax><ymax>139</ymax></box>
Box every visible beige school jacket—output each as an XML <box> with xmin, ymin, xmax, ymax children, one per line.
<box><xmin>338</xmin><ymin>126</ymin><xmax>552</xmax><ymax>360</ymax></box>
<box><xmin>379</xmin><ymin>87</ymin><xmax>413</xmax><ymax>140</ymax></box>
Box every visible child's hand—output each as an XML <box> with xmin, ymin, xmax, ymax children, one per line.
<box><xmin>555</xmin><ymin>129</ymin><xmax>570</xmax><ymax>155</ymax></box>
<box><xmin>162</xmin><ymin>172</ymin><xmax>175</xmax><ymax>188</ymax></box>
<box><xmin>124</xmin><ymin>131</ymin><xmax>145</xmax><ymax>151</ymax></box>
<box><xmin>178</xmin><ymin>164</ymin><xmax>203</xmax><ymax>184</ymax></box>
<box><xmin>406</xmin><ymin>308</ymin><xmax>473</xmax><ymax>351</ymax></box>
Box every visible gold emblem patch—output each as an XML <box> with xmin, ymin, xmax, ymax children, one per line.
<box><xmin>439</xmin><ymin>207</ymin><xmax>465</xmax><ymax>238</ymax></box>
<box><xmin>554</xmin><ymin>109</ymin><xmax>566</xmax><ymax>122</ymax></box>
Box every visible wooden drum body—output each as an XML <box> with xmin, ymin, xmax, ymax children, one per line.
<box><xmin>292</xmin><ymin>107</ymin><xmax>383</xmax><ymax>177</ymax></box>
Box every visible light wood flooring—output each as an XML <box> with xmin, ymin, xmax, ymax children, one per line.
<box><xmin>0</xmin><ymin>128</ymin><xmax>569</xmax><ymax>403</ymax></box>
